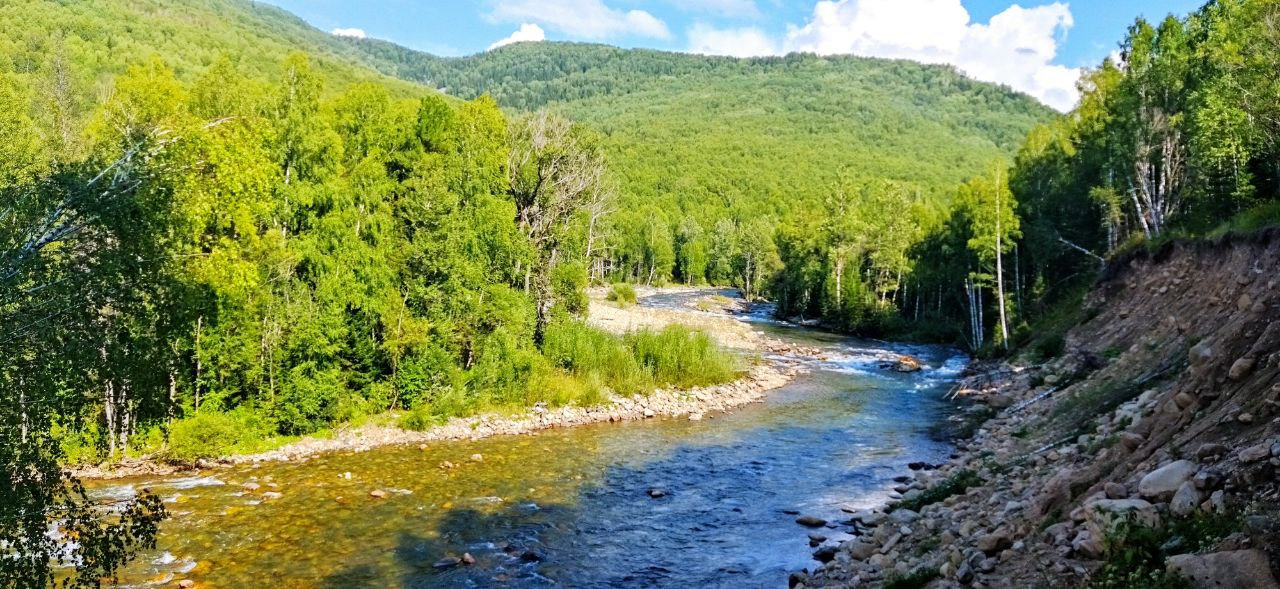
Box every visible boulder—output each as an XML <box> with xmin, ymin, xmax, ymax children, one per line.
<box><xmin>1139</xmin><ymin>460</ymin><xmax>1197</xmax><ymax>500</ymax></box>
<box><xmin>369</xmin><ymin>489</ymin><xmax>388</xmax><ymax>499</ymax></box>
<box><xmin>1167</xmin><ymin>550</ymin><xmax>1280</xmax><ymax>589</ymax></box>
<box><xmin>1104</xmin><ymin>482</ymin><xmax>1128</xmax><ymax>499</ymax></box>
<box><xmin>795</xmin><ymin>515</ymin><xmax>827</xmax><ymax>527</ymax></box>
<box><xmin>1085</xmin><ymin>499</ymin><xmax>1160</xmax><ymax>539</ymax></box>
<box><xmin>986</xmin><ymin>393</ymin><xmax>1015</xmax><ymax>409</ymax></box>
<box><xmin>976</xmin><ymin>530</ymin><xmax>1012</xmax><ymax>555</ymax></box>
<box><xmin>1240</xmin><ymin>444</ymin><xmax>1271</xmax><ymax>463</ymax></box>
<box><xmin>1120</xmin><ymin>432</ymin><xmax>1145</xmax><ymax>451</ymax></box>
<box><xmin>1188</xmin><ymin>341</ymin><xmax>1214</xmax><ymax>368</ymax></box>
<box><xmin>893</xmin><ymin>356</ymin><xmax>922</xmax><ymax>373</ymax></box>
<box><xmin>1229</xmin><ymin>357</ymin><xmax>1257</xmax><ymax>380</ymax></box>
<box><xmin>1195</xmin><ymin>443</ymin><xmax>1228</xmax><ymax>461</ymax></box>
<box><xmin>432</xmin><ymin>556</ymin><xmax>461</xmax><ymax>569</ymax></box>
<box><xmin>848</xmin><ymin>540</ymin><xmax>877</xmax><ymax>560</ymax></box>
<box><xmin>1071</xmin><ymin>529</ymin><xmax>1104</xmax><ymax>559</ymax></box>
<box><xmin>1170</xmin><ymin>481</ymin><xmax>1203</xmax><ymax>516</ymax></box>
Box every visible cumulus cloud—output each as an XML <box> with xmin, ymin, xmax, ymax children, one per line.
<box><xmin>488</xmin><ymin>0</ymin><xmax>670</xmax><ymax>40</ymax></box>
<box><xmin>687</xmin><ymin>23</ymin><xmax>778</xmax><ymax>57</ymax></box>
<box><xmin>331</xmin><ymin>27</ymin><xmax>367</xmax><ymax>39</ymax></box>
<box><xmin>783</xmin><ymin>0</ymin><xmax>1082</xmax><ymax>111</ymax></box>
<box><xmin>489</xmin><ymin>23</ymin><xmax>546</xmax><ymax>50</ymax></box>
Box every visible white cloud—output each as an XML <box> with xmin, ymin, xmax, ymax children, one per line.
<box><xmin>488</xmin><ymin>0</ymin><xmax>670</xmax><ymax>40</ymax></box>
<box><xmin>489</xmin><ymin>23</ymin><xmax>546</xmax><ymax>50</ymax></box>
<box><xmin>331</xmin><ymin>27</ymin><xmax>367</xmax><ymax>39</ymax></box>
<box><xmin>672</xmin><ymin>0</ymin><xmax>761</xmax><ymax>19</ymax></box>
<box><xmin>783</xmin><ymin>0</ymin><xmax>1082</xmax><ymax>111</ymax></box>
<box><xmin>688</xmin><ymin>23</ymin><xmax>778</xmax><ymax>57</ymax></box>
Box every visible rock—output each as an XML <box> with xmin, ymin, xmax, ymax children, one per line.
<box><xmin>848</xmin><ymin>540</ymin><xmax>878</xmax><ymax>560</ymax></box>
<box><xmin>1071</xmin><ymin>529</ymin><xmax>1104</xmax><ymax>559</ymax></box>
<box><xmin>893</xmin><ymin>356</ymin><xmax>922</xmax><ymax>373</ymax></box>
<box><xmin>1273</xmin><ymin>442</ymin><xmax>1280</xmax><ymax>457</ymax></box>
<box><xmin>1170</xmin><ymin>481</ymin><xmax>1203</xmax><ymax>516</ymax></box>
<box><xmin>369</xmin><ymin>489</ymin><xmax>387</xmax><ymax>499</ymax></box>
<box><xmin>976</xmin><ymin>530</ymin><xmax>1012</xmax><ymax>555</ymax></box>
<box><xmin>469</xmin><ymin>453</ymin><xmax>483</xmax><ymax>462</ymax></box>
<box><xmin>1229</xmin><ymin>358</ymin><xmax>1257</xmax><ymax>380</ymax></box>
<box><xmin>1240</xmin><ymin>444</ymin><xmax>1271</xmax><ymax>463</ymax></box>
<box><xmin>178</xmin><ymin>581</ymin><xmax>195</xmax><ymax>589</ymax></box>
<box><xmin>519</xmin><ymin>550</ymin><xmax>543</xmax><ymax>562</ymax></box>
<box><xmin>888</xmin><ymin>509</ymin><xmax>920</xmax><ymax>525</ymax></box>
<box><xmin>813</xmin><ymin>545</ymin><xmax>838</xmax><ymax>563</ymax></box>
<box><xmin>1193</xmin><ymin>468</ymin><xmax>1221</xmax><ymax>490</ymax></box>
<box><xmin>242</xmin><ymin>482</ymin><xmax>260</xmax><ymax>492</ymax></box>
<box><xmin>432</xmin><ymin>556</ymin><xmax>461</xmax><ymax>569</ymax></box>
<box><xmin>261</xmin><ymin>491</ymin><xmax>283</xmax><ymax>500</ymax></box>
<box><xmin>1173</xmin><ymin>392</ymin><xmax>1198</xmax><ymax>410</ymax></box>
<box><xmin>647</xmin><ymin>488</ymin><xmax>666</xmax><ymax>498</ymax></box>
<box><xmin>907</xmin><ymin>461</ymin><xmax>934</xmax><ymax>471</ymax></box>
<box><xmin>1104</xmin><ymin>482</ymin><xmax>1128</xmax><ymax>499</ymax></box>
<box><xmin>796</xmin><ymin>515</ymin><xmax>827</xmax><ymax>527</ymax></box>
<box><xmin>1189</xmin><ymin>341</ymin><xmax>1214</xmax><ymax>368</ymax></box>
<box><xmin>1167</xmin><ymin>550</ymin><xmax>1280</xmax><ymax>589</ymax></box>
<box><xmin>1138</xmin><ymin>460</ymin><xmax>1198</xmax><ymax>500</ymax></box>
<box><xmin>461</xmin><ymin>553</ymin><xmax>476</xmax><ymax>565</ymax></box>
<box><xmin>986</xmin><ymin>393</ymin><xmax>1015</xmax><ymax>409</ymax></box>
<box><xmin>808</xmin><ymin>533</ymin><xmax>827</xmax><ymax>543</ymax></box>
<box><xmin>643</xmin><ymin>408</ymin><xmax>656</xmax><ymax>418</ymax></box>
<box><xmin>1195</xmin><ymin>443</ymin><xmax>1228</xmax><ymax>461</ymax></box>
<box><xmin>1086</xmin><ymin>499</ymin><xmax>1160</xmax><ymax>539</ymax></box>
<box><xmin>1120</xmin><ymin>432</ymin><xmax>1145</xmax><ymax>451</ymax></box>
<box><xmin>1238</xmin><ymin>412</ymin><xmax>1256</xmax><ymax>424</ymax></box>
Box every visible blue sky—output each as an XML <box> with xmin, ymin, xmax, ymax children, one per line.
<box><xmin>261</xmin><ymin>0</ymin><xmax>1204</xmax><ymax>110</ymax></box>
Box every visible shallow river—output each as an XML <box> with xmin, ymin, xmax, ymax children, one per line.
<box><xmin>93</xmin><ymin>290</ymin><xmax>966</xmax><ymax>588</ymax></box>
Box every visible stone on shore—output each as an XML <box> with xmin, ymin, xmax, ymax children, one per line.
<box><xmin>1167</xmin><ymin>550</ymin><xmax>1280</xmax><ymax>589</ymax></box>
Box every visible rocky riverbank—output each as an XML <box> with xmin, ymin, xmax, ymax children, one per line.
<box><xmin>790</xmin><ymin>233</ymin><xmax>1280</xmax><ymax>588</ymax></box>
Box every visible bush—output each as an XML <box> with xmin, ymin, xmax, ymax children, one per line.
<box><xmin>885</xmin><ymin>568</ymin><xmax>941</xmax><ymax>589</ymax></box>
<box><xmin>606</xmin><ymin>282</ymin><xmax>638</xmax><ymax>306</ymax></box>
<box><xmin>164</xmin><ymin>408</ymin><xmax>276</xmax><ymax>462</ymax></box>
<box><xmin>1088</xmin><ymin>511</ymin><xmax>1240</xmax><ymax>588</ymax></box>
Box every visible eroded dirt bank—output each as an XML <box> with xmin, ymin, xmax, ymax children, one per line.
<box><xmin>794</xmin><ymin>230</ymin><xmax>1280</xmax><ymax>588</ymax></box>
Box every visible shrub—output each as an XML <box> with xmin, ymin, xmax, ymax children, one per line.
<box><xmin>1087</xmin><ymin>511</ymin><xmax>1240</xmax><ymax>588</ymax></box>
<box><xmin>164</xmin><ymin>408</ymin><xmax>275</xmax><ymax>462</ymax></box>
<box><xmin>606</xmin><ymin>282</ymin><xmax>638</xmax><ymax>306</ymax></box>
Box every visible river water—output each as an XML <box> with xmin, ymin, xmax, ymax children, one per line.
<box><xmin>92</xmin><ymin>290</ymin><xmax>966</xmax><ymax>588</ymax></box>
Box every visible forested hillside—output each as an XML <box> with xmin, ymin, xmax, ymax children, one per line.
<box><xmin>348</xmin><ymin>40</ymin><xmax>1055</xmax><ymax>285</ymax></box>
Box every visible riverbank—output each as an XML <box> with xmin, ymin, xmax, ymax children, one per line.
<box><xmin>791</xmin><ymin>235</ymin><xmax>1280</xmax><ymax>588</ymax></box>
<box><xmin>74</xmin><ymin>288</ymin><xmax>817</xmax><ymax>480</ymax></box>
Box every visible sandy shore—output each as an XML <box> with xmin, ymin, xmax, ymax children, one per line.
<box><xmin>75</xmin><ymin>288</ymin><xmax>812</xmax><ymax>479</ymax></box>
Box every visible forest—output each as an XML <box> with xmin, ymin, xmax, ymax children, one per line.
<box><xmin>4</xmin><ymin>0</ymin><xmax>1280</xmax><ymax>585</ymax></box>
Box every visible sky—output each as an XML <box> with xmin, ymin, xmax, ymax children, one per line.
<box><xmin>261</xmin><ymin>0</ymin><xmax>1205</xmax><ymax>112</ymax></box>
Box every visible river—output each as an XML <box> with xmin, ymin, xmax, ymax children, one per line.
<box><xmin>91</xmin><ymin>289</ymin><xmax>966</xmax><ymax>588</ymax></box>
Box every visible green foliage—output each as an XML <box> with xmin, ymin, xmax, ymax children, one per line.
<box><xmin>542</xmin><ymin>319</ymin><xmax>650</xmax><ymax>395</ymax></box>
<box><xmin>606</xmin><ymin>282</ymin><xmax>638</xmax><ymax>306</ymax></box>
<box><xmin>164</xmin><ymin>409</ymin><xmax>277</xmax><ymax>462</ymax></box>
<box><xmin>890</xmin><ymin>469</ymin><xmax>982</xmax><ymax>513</ymax></box>
<box><xmin>626</xmin><ymin>326</ymin><xmax>740</xmax><ymax>389</ymax></box>
<box><xmin>1088</xmin><ymin>511</ymin><xmax>1241</xmax><ymax>589</ymax></box>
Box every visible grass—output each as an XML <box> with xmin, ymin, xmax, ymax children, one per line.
<box><xmin>606</xmin><ymin>282</ymin><xmax>638</xmax><ymax>307</ymax></box>
<box><xmin>890</xmin><ymin>469</ymin><xmax>981</xmax><ymax>513</ymax></box>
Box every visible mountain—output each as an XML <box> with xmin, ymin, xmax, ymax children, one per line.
<box><xmin>2</xmin><ymin>0</ymin><xmax>1055</xmax><ymax>226</ymax></box>
<box><xmin>348</xmin><ymin>40</ymin><xmax>1056</xmax><ymax>221</ymax></box>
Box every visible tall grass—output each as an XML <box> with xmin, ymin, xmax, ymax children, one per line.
<box><xmin>625</xmin><ymin>325</ymin><xmax>739</xmax><ymax>388</ymax></box>
<box><xmin>605</xmin><ymin>282</ymin><xmax>638</xmax><ymax>306</ymax></box>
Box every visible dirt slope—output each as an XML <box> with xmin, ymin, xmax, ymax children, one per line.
<box><xmin>794</xmin><ymin>230</ymin><xmax>1280</xmax><ymax>588</ymax></box>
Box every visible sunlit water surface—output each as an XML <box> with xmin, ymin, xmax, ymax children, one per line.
<box><xmin>90</xmin><ymin>290</ymin><xmax>966</xmax><ymax>588</ymax></box>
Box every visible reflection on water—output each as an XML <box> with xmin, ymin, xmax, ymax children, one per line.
<box><xmin>92</xmin><ymin>291</ymin><xmax>965</xmax><ymax>588</ymax></box>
